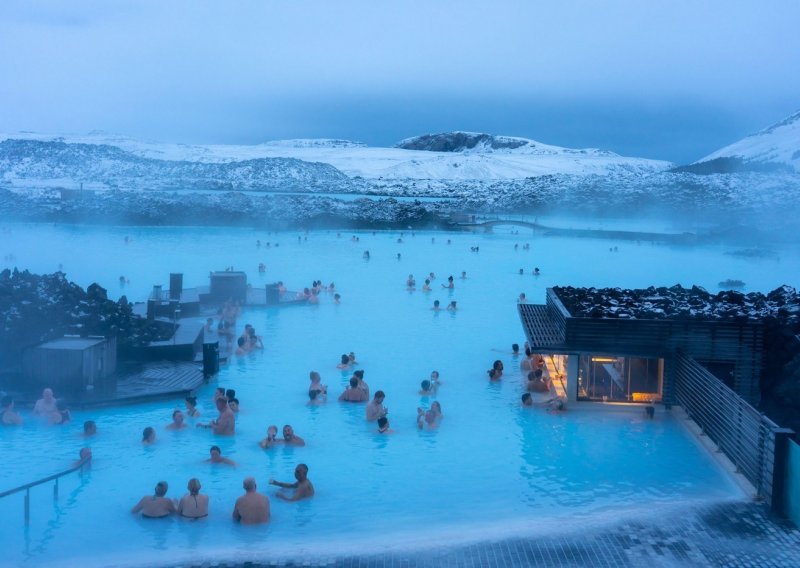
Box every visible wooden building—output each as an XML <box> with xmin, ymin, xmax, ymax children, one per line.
<box><xmin>519</xmin><ymin>288</ymin><xmax>763</xmax><ymax>405</ymax></box>
<box><xmin>22</xmin><ymin>336</ymin><xmax>117</xmax><ymax>393</ymax></box>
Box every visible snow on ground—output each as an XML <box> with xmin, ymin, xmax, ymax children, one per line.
<box><xmin>698</xmin><ymin>110</ymin><xmax>800</xmax><ymax>171</ymax></box>
<box><xmin>0</xmin><ymin>130</ymin><xmax>672</xmax><ymax>180</ymax></box>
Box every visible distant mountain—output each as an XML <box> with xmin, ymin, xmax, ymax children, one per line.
<box><xmin>0</xmin><ymin>131</ymin><xmax>671</xmax><ymax>181</ymax></box>
<box><xmin>0</xmin><ymin>139</ymin><xmax>353</xmax><ymax>192</ymax></box>
<box><xmin>682</xmin><ymin>110</ymin><xmax>800</xmax><ymax>174</ymax></box>
<box><xmin>395</xmin><ymin>131</ymin><xmax>615</xmax><ymax>157</ymax></box>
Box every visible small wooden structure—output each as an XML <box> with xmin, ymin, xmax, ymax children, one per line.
<box><xmin>519</xmin><ymin>288</ymin><xmax>763</xmax><ymax>405</ymax></box>
<box><xmin>22</xmin><ymin>336</ymin><xmax>117</xmax><ymax>393</ymax></box>
<box><xmin>209</xmin><ymin>271</ymin><xmax>247</xmax><ymax>303</ymax></box>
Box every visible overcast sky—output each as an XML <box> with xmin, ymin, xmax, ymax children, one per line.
<box><xmin>1</xmin><ymin>0</ymin><xmax>798</xmax><ymax>163</ymax></box>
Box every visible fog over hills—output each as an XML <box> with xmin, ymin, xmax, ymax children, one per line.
<box><xmin>0</xmin><ymin>117</ymin><xmax>798</xmax><ymax>230</ymax></box>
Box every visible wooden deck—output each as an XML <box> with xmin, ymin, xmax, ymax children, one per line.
<box><xmin>76</xmin><ymin>360</ymin><xmax>206</xmax><ymax>408</ymax></box>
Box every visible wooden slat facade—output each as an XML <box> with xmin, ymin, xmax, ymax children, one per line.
<box><xmin>518</xmin><ymin>288</ymin><xmax>763</xmax><ymax>404</ymax></box>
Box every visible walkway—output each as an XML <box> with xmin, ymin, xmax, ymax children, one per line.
<box><xmin>165</xmin><ymin>501</ymin><xmax>798</xmax><ymax>567</ymax></box>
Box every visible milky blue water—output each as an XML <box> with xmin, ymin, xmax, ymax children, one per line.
<box><xmin>2</xmin><ymin>220</ymin><xmax>796</xmax><ymax>567</ymax></box>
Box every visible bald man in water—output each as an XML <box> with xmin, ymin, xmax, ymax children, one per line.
<box><xmin>270</xmin><ymin>464</ymin><xmax>315</xmax><ymax>502</ymax></box>
<box><xmin>232</xmin><ymin>477</ymin><xmax>270</xmax><ymax>524</ymax></box>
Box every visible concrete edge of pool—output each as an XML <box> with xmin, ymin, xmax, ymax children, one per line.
<box><xmin>39</xmin><ymin>405</ymin><xmax>791</xmax><ymax>568</ymax></box>
<box><xmin>49</xmin><ymin>499</ymin><xmax>800</xmax><ymax>568</ymax></box>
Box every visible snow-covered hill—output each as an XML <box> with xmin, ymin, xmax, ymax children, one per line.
<box><xmin>692</xmin><ymin>110</ymin><xmax>800</xmax><ymax>173</ymax></box>
<box><xmin>0</xmin><ymin>130</ymin><xmax>672</xmax><ymax>181</ymax></box>
<box><xmin>0</xmin><ymin>138</ymin><xmax>354</xmax><ymax>192</ymax></box>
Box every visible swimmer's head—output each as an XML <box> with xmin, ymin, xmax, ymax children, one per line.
<box><xmin>521</xmin><ymin>393</ymin><xmax>532</xmax><ymax>406</ymax></box>
<box><xmin>377</xmin><ymin>417</ymin><xmax>389</xmax><ymax>431</ymax></box>
<box><xmin>341</xmin><ymin>354</ymin><xmax>350</xmax><ymax>365</ymax></box>
<box><xmin>155</xmin><ymin>481</ymin><xmax>168</xmax><ymax>496</ymax></box>
<box><xmin>237</xmin><ymin>337</ymin><xmax>246</xmax><ymax>347</ymax></box>
<box><xmin>310</xmin><ymin>371</ymin><xmax>321</xmax><ymax>382</ymax></box>
<box><xmin>421</xmin><ymin>380</ymin><xmax>431</xmax><ymax>391</ymax></box>
<box><xmin>349</xmin><ymin>377</ymin><xmax>359</xmax><ymax>388</ymax></box>
<box><xmin>188</xmin><ymin>478</ymin><xmax>201</xmax><ymax>495</ymax></box>
<box><xmin>512</xmin><ymin>343</ymin><xmax>520</xmax><ymax>354</ymax></box>
<box><xmin>210</xmin><ymin>445</ymin><xmax>221</xmax><ymax>457</ymax></box>
<box><xmin>142</xmin><ymin>427</ymin><xmax>155</xmax><ymax>442</ymax></box>
<box><xmin>83</xmin><ymin>420</ymin><xmax>96</xmax><ymax>435</ymax></box>
<box><xmin>354</xmin><ymin>370</ymin><xmax>364</xmax><ymax>379</ymax></box>
<box><xmin>185</xmin><ymin>396</ymin><xmax>197</xmax><ymax>407</ymax></box>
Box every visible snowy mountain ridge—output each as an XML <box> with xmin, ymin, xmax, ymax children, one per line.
<box><xmin>0</xmin><ymin>138</ymin><xmax>354</xmax><ymax>193</ymax></box>
<box><xmin>0</xmin><ymin>130</ymin><xmax>671</xmax><ymax>181</ymax></box>
<box><xmin>695</xmin><ymin>110</ymin><xmax>800</xmax><ymax>172</ymax></box>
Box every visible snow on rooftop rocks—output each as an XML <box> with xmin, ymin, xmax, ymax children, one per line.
<box><xmin>553</xmin><ymin>284</ymin><xmax>800</xmax><ymax>323</ymax></box>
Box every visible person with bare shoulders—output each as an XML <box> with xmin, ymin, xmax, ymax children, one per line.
<box><xmin>74</xmin><ymin>447</ymin><xmax>92</xmax><ymax>467</ymax></box>
<box><xmin>308</xmin><ymin>371</ymin><xmax>327</xmax><ymax>399</ymax></box>
<box><xmin>526</xmin><ymin>369</ymin><xmax>551</xmax><ymax>393</ymax></box>
<box><xmin>232</xmin><ymin>477</ymin><xmax>270</xmax><ymax>524</ymax></box>
<box><xmin>488</xmin><ymin>360</ymin><xmax>504</xmax><ymax>381</ymax></box>
<box><xmin>131</xmin><ymin>481</ymin><xmax>177</xmax><ymax>518</ymax></box>
<box><xmin>33</xmin><ymin>388</ymin><xmax>57</xmax><ymax>416</ymax></box>
<box><xmin>442</xmin><ymin>275</ymin><xmax>454</xmax><ymax>289</ymax></box>
<box><xmin>185</xmin><ymin>396</ymin><xmax>201</xmax><ymax>418</ymax></box>
<box><xmin>336</xmin><ymin>354</ymin><xmax>351</xmax><ymax>370</ymax></box>
<box><xmin>197</xmin><ymin>397</ymin><xmax>235</xmax><ymax>435</ymax></box>
<box><xmin>259</xmin><ymin>425</ymin><xmax>280</xmax><ymax>448</ymax></box>
<box><xmin>281</xmin><ymin>424</ymin><xmax>305</xmax><ymax>446</ymax></box>
<box><xmin>432</xmin><ymin>299</ymin><xmax>441</xmax><ymax>311</ymax></box>
<box><xmin>269</xmin><ymin>463</ymin><xmax>315</xmax><ymax>501</ymax></box>
<box><xmin>177</xmin><ymin>478</ymin><xmax>208</xmax><ymax>519</ymax></box>
<box><xmin>421</xmin><ymin>279</ymin><xmax>431</xmax><ymax>292</ymax></box>
<box><xmin>206</xmin><ymin>445</ymin><xmax>237</xmax><ymax>466</ymax></box>
<box><xmin>354</xmin><ymin>369</ymin><xmax>369</xmax><ymax>398</ymax></box>
<box><xmin>1</xmin><ymin>396</ymin><xmax>23</xmax><ymax>426</ymax></box>
<box><xmin>166</xmin><ymin>409</ymin><xmax>187</xmax><ymax>430</ymax></box>
<box><xmin>366</xmin><ymin>391</ymin><xmax>388</xmax><ymax>422</ymax></box>
<box><xmin>339</xmin><ymin>377</ymin><xmax>368</xmax><ymax>402</ymax></box>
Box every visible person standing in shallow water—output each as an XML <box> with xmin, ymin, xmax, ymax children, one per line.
<box><xmin>197</xmin><ymin>397</ymin><xmax>235</xmax><ymax>435</ymax></box>
<box><xmin>131</xmin><ymin>481</ymin><xmax>176</xmax><ymax>518</ymax></box>
<box><xmin>270</xmin><ymin>464</ymin><xmax>315</xmax><ymax>501</ymax></box>
<box><xmin>366</xmin><ymin>391</ymin><xmax>388</xmax><ymax>422</ymax></box>
<box><xmin>177</xmin><ymin>478</ymin><xmax>209</xmax><ymax>519</ymax></box>
<box><xmin>232</xmin><ymin>477</ymin><xmax>270</xmax><ymax>524</ymax></box>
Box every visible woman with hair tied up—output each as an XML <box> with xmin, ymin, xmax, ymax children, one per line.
<box><xmin>177</xmin><ymin>478</ymin><xmax>209</xmax><ymax>519</ymax></box>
